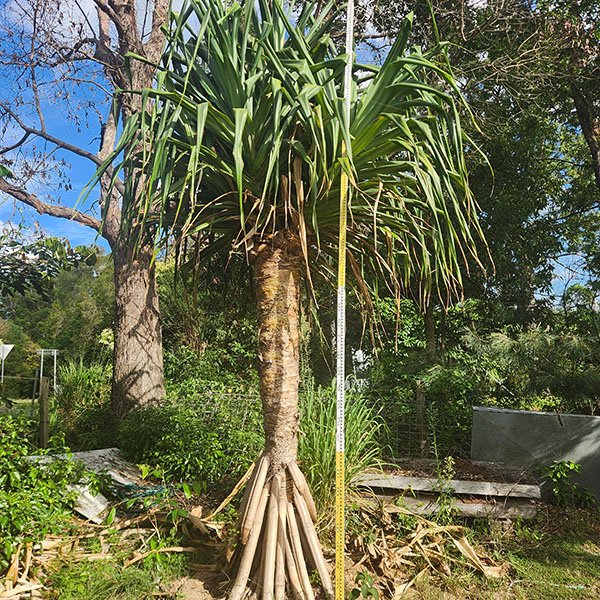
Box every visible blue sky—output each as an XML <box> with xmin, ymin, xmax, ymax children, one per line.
<box><xmin>0</xmin><ymin>126</ymin><xmax>111</xmax><ymax>251</ymax></box>
<box><xmin>0</xmin><ymin>0</ymin><xmax>120</xmax><ymax>252</ymax></box>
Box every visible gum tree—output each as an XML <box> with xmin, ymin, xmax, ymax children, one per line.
<box><xmin>0</xmin><ymin>0</ymin><xmax>169</xmax><ymax>415</ymax></box>
<box><xmin>100</xmin><ymin>0</ymin><xmax>484</xmax><ymax>597</ymax></box>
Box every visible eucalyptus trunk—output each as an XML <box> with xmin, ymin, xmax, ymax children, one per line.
<box><xmin>111</xmin><ymin>242</ymin><xmax>166</xmax><ymax>417</ymax></box>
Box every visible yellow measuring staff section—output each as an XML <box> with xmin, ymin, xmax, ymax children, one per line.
<box><xmin>335</xmin><ymin>449</ymin><xmax>345</xmax><ymax>599</ymax></box>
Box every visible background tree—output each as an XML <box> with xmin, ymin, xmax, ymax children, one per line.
<box><xmin>0</xmin><ymin>228</ymin><xmax>96</xmax><ymax>299</ymax></box>
<box><xmin>351</xmin><ymin>0</ymin><xmax>600</xmax><ymax>347</ymax></box>
<box><xmin>2</xmin><ymin>250</ymin><xmax>114</xmax><ymax>362</ymax></box>
<box><xmin>0</xmin><ymin>0</ymin><xmax>170</xmax><ymax>415</ymax></box>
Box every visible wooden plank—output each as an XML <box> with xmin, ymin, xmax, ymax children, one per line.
<box><xmin>374</xmin><ymin>495</ymin><xmax>537</xmax><ymax>519</ymax></box>
<box><xmin>389</xmin><ymin>458</ymin><xmax>538</xmax><ymax>485</ymax></box>
<box><xmin>355</xmin><ymin>474</ymin><xmax>541</xmax><ymax>499</ymax></box>
<box><xmin>402</xmin><ymin>496</ymin><xmax>537</xmax><ymax>519</ymax></box>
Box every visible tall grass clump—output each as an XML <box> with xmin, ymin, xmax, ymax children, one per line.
<box><xmin>54</xmin><ymin>360</ymin><xmax>111</xmax><ymax>414</ymax></box>
<box><xmin>298</xmin><ymin>378</ymin><xmax>387</xmax><ymax>510</ymax></box>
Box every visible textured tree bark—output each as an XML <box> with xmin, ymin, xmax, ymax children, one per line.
<box><xmin>254</xmin><ymin>243</ymin><xmax>302</xmax><ymax>470</ymax></box>
<box><xmin>228</xmin><ymin>239</ymin><xmax>333</xmax><ymax>600</ymax></box>
<box><xmin>111</xmin><ymin>241</ymin><xmax>165</xmax><ymax>417</ymax></box>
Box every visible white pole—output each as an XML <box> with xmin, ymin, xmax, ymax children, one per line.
<box><xmin>53</xmin><ymin>350</ymin><xmax>57</xmax><ymax>395</ymax></box>
<box><xmin>1</xmin><ymin>356</ymin><xmax>4</xmax><ymax>383</ymax></box>
<box><xmin>39</xmin><ymin>351</ymin><xmax>44</xmax><ymax>396</ymax></box>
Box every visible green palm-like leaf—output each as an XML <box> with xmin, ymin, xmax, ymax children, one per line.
<box><xmin>94</xmin><ymin>0</ymin><xmax>485</xmax><ymax>302</ymax></box>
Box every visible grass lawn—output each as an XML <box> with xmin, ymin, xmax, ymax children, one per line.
<box><xmin>404</xmin><ymin>506</ymin><xmax>600</xmax><ymax>599</ymax></box>
<box><xmin>506</xmin><ymin>506</ymin><xmax>600</xmax><ymax>599</ymax></box>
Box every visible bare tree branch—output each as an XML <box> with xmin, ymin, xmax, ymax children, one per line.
<box><xmin>0</xmin><ymin>132</ymin><xmax>31</xmax><ymax>155</ymax></box>
<box><xmin>0</xmin><ymin>176</ymin><xmax>103</xmax><ymax>235</ymax></box>
<box><xmin>0</xmin><ymin>101</ymin><xmax>125</xmax><ymax>195</ymax></box>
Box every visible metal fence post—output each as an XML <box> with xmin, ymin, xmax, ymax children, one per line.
<box><xmin>39</xmin><ymin>376</ymin><xmax>50</xmax><ymax>449</ymax></box>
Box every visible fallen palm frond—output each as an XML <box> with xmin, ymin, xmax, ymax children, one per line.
<box><xmin>0</xmin><ymin>508</ymin><xmax>211</xmax><ymax>598</ymax></box>
<box><xmin>346</xmin><ymin>499</ymin><xmax>509</xmax><ymax>597</ymax></box>
<box><xmin>185</xmin><ymin>469</ymin><xmax>509</xmax><ymax>599</ymax></box>
<box><xmin>3</xmin><ymin>477</ymin><xmax>510</xmax><ymax>600</ymax></box>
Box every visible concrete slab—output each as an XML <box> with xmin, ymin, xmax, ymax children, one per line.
<box><xmin>27</xmin><ymin>447</ymin><xmax>141</xmax><ymax>523</ymax></box>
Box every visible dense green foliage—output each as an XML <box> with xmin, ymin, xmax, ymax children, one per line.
<box><xmin>2</xmin><ymin>254</ymin><xmax>114</xmax><ymax>363</ymax></box>
<box><xmin>364</xmin><ymin>293</ymin><xmax>600</xmax><ymax>457</ymax></box>
<box><xmin>0</xmin><ymin>415</ymin><xmax>95</xmax><ymax>569</ymax></box>
<box><xmin>118</xmin><ymin>395</ymin><xmax>264</xmax><ymax>485</ymax></box>
<box><xmin>158</xmin><ymin>259</ymin><xmax>258</xmax><ymax>390</ymax></box>
<box><xmin>0</xmin><ymin>232</ymin><xmax>97</xmax><ymax>299</ymax></box>
<box><xmin>51</xmin><ymin>361</ymin><xmax>113</xmax><ymax>449</ymax></box>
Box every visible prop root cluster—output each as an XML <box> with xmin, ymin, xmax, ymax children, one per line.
<box><xmin>229</xmin><ymin>456</ymin><xmax>334</xmax><ymax>600</ymax></box>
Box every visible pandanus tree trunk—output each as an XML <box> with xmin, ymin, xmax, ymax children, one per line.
<box><xmin>229</xmin><ymin>239</ymin><xmax>334</xmax><ymax>600</ymax></box>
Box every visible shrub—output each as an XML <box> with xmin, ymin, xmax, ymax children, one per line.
<box><xmin>164</xmin><ymin>346</ymin><xmax>257</xmax><ymax>398</ymax></box>
<box><xmin>540</xmin><ymin>460</ymin><xmax>595</xmax><ymax>506</ymax></box>
<box><xmin>51</xmin><ymin>360</ymin><xmax>113</xmax><ymax>449</ymax></box>
<box><xmin>118</xmin><ymin>394</ymin><xmax>264</xmax><ymax>485</ymax></box>
<box><xmin>0</xmin><ymin>414</ymin><xmax>94</xmax><ymax>571</ymax></box>
<box><xmin>54</xmin><ymin>360</ymin><xmax>111</xmax><ymax>415</ymax></box>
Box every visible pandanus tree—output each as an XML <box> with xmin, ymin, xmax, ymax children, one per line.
<box><xmin>97</xmin><ymin>0</ymin><xmax>483</xmax><ymax>597</ymax></box>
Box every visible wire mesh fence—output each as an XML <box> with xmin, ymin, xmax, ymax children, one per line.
<box><xmin>377</xmin><ymin>394</ymin><xmax>473</xmax><ymax>460</ymax></box>
<box><xmin>1</xmin><ymin>377</ymin><xmax>473</xmax><ymax>465</ymax></box>
<box><xmin>160</xmin><ymin>388</ymin><xmax>473</xmax><ymax>462</ymax></box>
<box><xmin>160</xmin><ymin>389</ymin><xmax>473</xmax><ymax>462</ymax></box>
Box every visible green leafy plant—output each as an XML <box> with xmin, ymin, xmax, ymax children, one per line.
<box><xmin>540</xmin><ymin>460</ymin><xmax>595</xmax><ymax>506</ymax></box>
<box><xmin>0</xmin><ymin>414</ymin><xmax>98</xmax><ymax>571</ymax></box>
<box><xmin>350</xmin><ymin>571</ymin><xmax>379</xmax><ymax>599</ymax></box>
<box><xmin>51</xmin><ymin>360</ymin><xmax>113</xmax><ymax>449</ymax></box>
<box><xmin>433</xmin><ymin>455</ymin><xmax>457</xmax><ymax>525</ymax></box>
<box><xmin>118</xmin><ymin>395</ymin><xmax>263</xmax><ymax>484</ymax></box>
